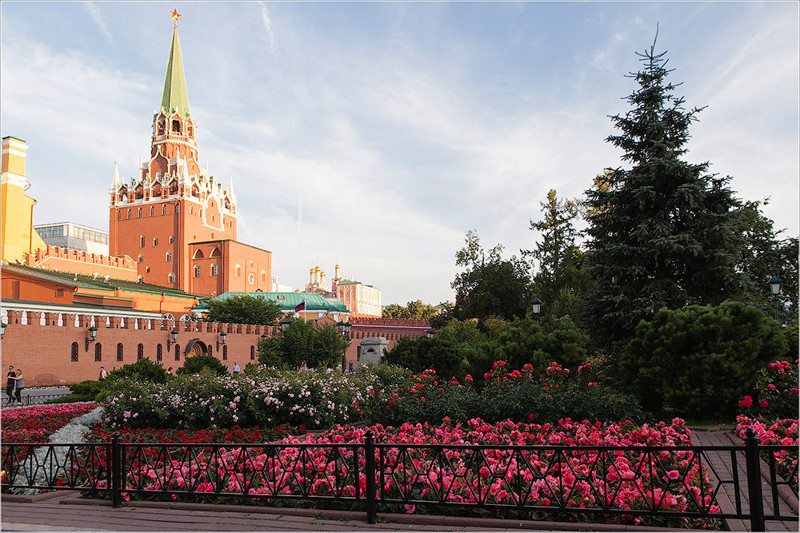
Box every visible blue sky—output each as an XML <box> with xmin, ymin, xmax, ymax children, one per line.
<box><xmin>2</xmin><ymin>2</ymin><xmax>798</xmax><ymax>306</ymax></box>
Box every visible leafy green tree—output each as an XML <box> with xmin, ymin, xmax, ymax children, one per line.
<box><xmin>490</xmin><ymin>315</ymin><xmax>589</xmax><ymax>373</ymax></box>
<box><xmin>523</xmin><ymin>189</ymin><xmax>593</xmax><ymax>322</ymax></box>
<box><xmin>176</xmin><ymin>354</ymin><xmax>228</xmax><ymax>376</ymax></box>
<box><xmin>204</xmin><ymin>294</ymin><xmax>282</xmax><ymax>325</ymax></box>
<box><xmin>451</xmin><ymin>230</ymin><xmax>532</xmax><ymax>322</ymax></box>
<box><xmin>258</xmin><ymin>319</ymin><xmax>347</xmax><ymax>369</ymax></box>
<box><xmin>584</xmin><ymin>38</ymin><xmax>744</xmax><ymax>347</ymax></box>
<box><xmin>620</xmin><ymin>302</ymin><xmax>787</xmax><ymax>420</ymax></box>
<box><xmin>382</xmin><ymin>300</ymin><xmax>439</xmax><ymax>320</ymax></box>
<box><xmin>732</xmin><ymin>199</ymin><xmax>798</xmax><ymax>322</ymax></box>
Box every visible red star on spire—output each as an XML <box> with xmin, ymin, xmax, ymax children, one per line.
<box><xmin>170</xmin><ymin>9</ymin><xmax>181</xmax><ymax>22</ymax></box>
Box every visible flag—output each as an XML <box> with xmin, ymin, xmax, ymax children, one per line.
<box><xmin>294</xmin><ymin>299</ymin><xmax>306</xmax><ymax>313</ymax></box>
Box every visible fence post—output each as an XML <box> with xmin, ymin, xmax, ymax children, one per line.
<box><xmin>744</xmin><ymin>428</ymin><xmax>765</xmax><ymax>532</ymax></box>
<box><xmin>111</xmin><ymin>431</ymin><xmax>121</xmax><ymax>508</ymax></box>
<box><xmin>364</xmin><ymin>430</ymin><xmax>377</xmax><ymax>524</ymax></box>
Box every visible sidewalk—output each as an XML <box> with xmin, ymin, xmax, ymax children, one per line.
<box><xmin>0</xmin><ymin>492</ymin><xmax>682</xmax><ymax>533</ymax></box>
<box><xmin>689</xmin><ymin>428</ymin><xmax>798</xmax><ymax>532</ymax></box>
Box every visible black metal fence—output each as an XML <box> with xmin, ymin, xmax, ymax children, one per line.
<box><xmin>2</xmin><ymin>393</ymin><xmax>70</xmax><ymax>408</ymax></box>
<box><xmin>2</xmin><ymin>429</ymin><xmax>797</xmax><ymax>530</ymax></box>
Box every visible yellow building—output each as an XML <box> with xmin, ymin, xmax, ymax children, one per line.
<box><xmin>1</xmin><ymin>136</ymin><xmax>46</xmax><ymax>263</ymax></box>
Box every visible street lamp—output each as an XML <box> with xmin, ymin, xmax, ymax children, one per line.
<box><xmin>768</xmin><ymin>276</ymin><xmax>782</xmax><ymax>321</ymax></box>
<box><xmin>426</xmin><ymin>329</ymin><xmax>435</xmax><ymax>339</ymax></box>
<box><xmin>279</xmin><ymin>317</ymin><xmax>292</xmax><ymax>333</ymax></box>
<box><xmin>167</xmin><ymin>329</ymin><xmax>179</xmax><ymax>351</ymax></box>
<box><xmin>336</xmin><ymin>321</ymin><xmax>352</xmax><ymax>372</ymax></box>
<box><xmin>261</xmin><ymin>333</ymin><xmax>269</xmax><ymax>341</ymax></box>
<box><xmin>531</xmin><ymin>297</ymin><xmax>542</xmax><ymax>325</ymax></box>
<box><xmin>216</xmin><ymin>331</ymin><xmax>227</xmax><ymax>350</ymax></box>
<box><xmin>84</xmin><ymin>326</ymin><xmax>98</xmax><ymax>351</ymax></box>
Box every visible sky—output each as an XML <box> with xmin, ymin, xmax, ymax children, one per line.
<box><xmin>2</xmin><ymin>1</ymin><xmax>798</xmax><ymax>306</ymax></box>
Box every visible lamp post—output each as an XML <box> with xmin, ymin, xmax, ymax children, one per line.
<box><xmin>84</xmin><ymin>325</ymin><xmax>98</xmax><ymax>351</ymax></box>
<box><xmin>426</xmin><ymin>329</ymin><xmax>435</xmax><ymax>339</ymax></box>
<box><xmin>768</xmin><ymin>276</ymin><xmax>782</xmax><ymax>321</ymax></box>
<box><xmin>216</xmin><ymin>331</ymin><xmax>227</xmax><ymax>351</ymax></box>
<box><xmin>167</xmin><ymin>329</ymin><xmax>178</xmax><ymax>351</ymax></box>
<box><xmin>531</xmin><ymin>297</ymin><xmax>542</xmax><ymax>325</ymax></box>
<box><xmin>337</xmin><ymin>321</ymin><xmax>351</xmax><ymax>372</ymax></box>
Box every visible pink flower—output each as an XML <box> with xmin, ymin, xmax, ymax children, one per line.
<box><xmin>767</xmin><ymin>384</ymin><xmax>777</xmax><ymax>390</ymax></box>
<box><xmin>404</xmin><ymin>504</ymin><xmax>416</xmax><ymax>514</ymax></box>
<box><xmin>667</xmin><ymin>470</ymin><xmax>680</xmax><ymax>480</ymax></box>
<box><xmin>759</xmin><ymin>400</ymin><xmax>769</xmax><ymax>408</ymax></box>
<box><xmin>739</xmin><ymin>395</ymin><xmax>753</xmax><ymax>408</ymax></box>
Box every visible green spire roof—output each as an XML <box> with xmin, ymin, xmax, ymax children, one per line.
<box><xmin>160</xmin><ymin>22</ymin><xmax>191</xmax><ymax>119</ymax></box>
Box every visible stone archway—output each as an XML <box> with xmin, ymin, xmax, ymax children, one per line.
<box><xmin>184</xmin><ymin>339</ymin><xmax>208</xmax><ymax>357</ymax></box>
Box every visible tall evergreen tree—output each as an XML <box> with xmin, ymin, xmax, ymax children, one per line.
<box><xmin>523</xmin><ymin>189</ymin><xmax>591</xmax><ymax>322</ymax></box>
<box><xmin>584</xmin><ymin>36</ymin><xmax>743</xmax><ymax>347</ymax></box>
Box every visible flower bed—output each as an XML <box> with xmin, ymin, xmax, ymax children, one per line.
<box><xmin>73</xmin><ymin>417</ymin><xmax>721</xmax><ymax>528</ymax></box>
<box><xmin>735</xmin><ymin>415</ymin><xmax>798</xmax><ymax>490</ymax></box>
<box><xmin>1</xmin><ymin>403</ymin><xmax>98</xmax><ymax>443</ymax></box>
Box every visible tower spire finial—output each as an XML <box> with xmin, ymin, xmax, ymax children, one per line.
<box><xmin>170</xmin><ymin>9</ymin><xmax>181</xmax><ymax>24</ymax></box>
<box><xmin>161</xmin><ymin>11</ymin><xmax>190</xmax><ymax>119</ymax></box>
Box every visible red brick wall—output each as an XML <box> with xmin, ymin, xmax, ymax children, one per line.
<box><xmin>1</xmin><ymin>313</ymin><xmax>429</xmax><ymax>385</ymax></box>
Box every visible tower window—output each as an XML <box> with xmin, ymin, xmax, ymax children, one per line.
<box><xmin>138</xmin><ymin>208</ymin><xmax>142</xmax><ymax>218</ymax></box>
<box><xmin>153</xmin><ymin>237</ymin><xmax>159</xmax><ymax>247</ymax></box>
<box><xmin>211</xmin><ymin>263</ymin><xmax>218</xmax><ymax>276</ymax></box>
<box><xmin>127</xmin><ymin>210</ymin><xmax>131</xmax><ymax>219</ymax></box>
<box><xmin>95</xmin><ymin>343</ymin><xmax>102</xmax><ymax>362</ymax></box>
<box><xmin>146</xmin><ymin>266</ymin><xmax>150</xmax><ymax>273</ymax></box>
<box><xmin>117</xmin><ymin>212</ymin><xmax>121</xmax><ymax>220</ymax></box>
<box><xmin>172</xmin><ymin>120</ymin><xmax>180</xmax><ymax>133</ymax></box>
<box><xmin>71</xmin><ymin>342</ymin><xmax>79</xmax><ymax>362</ymax></box>
<box><xmin>169</xmin><ymin>235</ymin><xmax>174</xmax><ymax>244</ymax></box>
<box><xmin>166</xmin><ymin>252</ymin><xmax>172</xmax><ymax>262</ymax></box>
<box><xmin>140</xmin><ymin>236</ymin><xmax>145</xmax><ymax>248</ymax></box>
<box><xmin>235</xmin><ymin>264</ymin><xmax>241</xmax><ymax>277</ymax></box>
<box><xmin>137</xmin><ymin>343</ymin><xmax>144</xmax><ymax>361</ymax></box>
<box><xmin>138</xmin><ymin>254</ymin><xmax>144</xmax><ymax>262</ymax></box>
<box><xmin>117</xmin><ymin>343</ymin><xmax>124</xmax><ymax>362</ymax></box>
<box><xmin>150</xmin><ymin>206</ymin><xmax>155</xmax><ymax>216</ymax></box>
<box><xmin>175</xmin><ymin>204</ymin><xmax>180</xmax><ymax>214</ymax></box>
<box><xmin>194</xmin><ymin>266</ymin><xmax>201</xmax><ymax>278</ymax></box>
<box><xmin>138</xmin><ymin>275</ymin><xmax>144</xmax><ymax>282</ymax></box>
<box><xmin>163</xmin><ymin>204</ymin><xmax>168</xmax><ymax>215</ymax></box>
<box><xmin>168</xmin><ymin>272</ymin><xmax>175</xmax><ymax>283</ymax></box>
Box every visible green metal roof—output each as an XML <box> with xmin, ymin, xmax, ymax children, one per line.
<box><xmin>160</xmin><ymin>23</ymin><xmax>191</xmax><ymax>119</ymax></box>
<box><xmin>2</xmin><ymin>264</ymin><xmax>196</xmax><ymax>299</ymax></box>
<box><xmin>195</xmin><ymin>292</ymin><xmax>349</xmax><ymax>313</ymax></box>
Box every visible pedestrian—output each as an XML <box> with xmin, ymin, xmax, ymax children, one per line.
<box><xmin>232</xmin><ymin>362</ymin><xmax>240</xmax><ymax>374</ymax></box>
<box><xmin>6</xmin><ymin>366</ymin><xmax>16</xmax><ymax>403</ymax></box>
<box><xmin>14</xmin><ymin>368</ymin><xmax>24</xmax><ymax>404</ymax></box>
<box><xmin>99</xmin><ymin>366</ymin><xmax>108</xmax><ymax>379</ymax></box>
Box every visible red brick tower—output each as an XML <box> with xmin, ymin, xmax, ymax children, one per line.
<box><xmin>108</xmin><ymin>11</ymin><xmax>265</xmax><ymax>296</ymax></box>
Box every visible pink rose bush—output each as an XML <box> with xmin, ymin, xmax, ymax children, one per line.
<box><xmin>737</xmin><ymin>359</ymin><xmax>798</xmax><ymax>421</ymax></box>
<box><xmin>97</xmin><ymin>417</ymin><xmax>719</xmax><ymax>528</ymax></box>
<box><xmin>735</xmin><ymin>415</ymin><xmax>798</xmax><ymax>490</ymax></box>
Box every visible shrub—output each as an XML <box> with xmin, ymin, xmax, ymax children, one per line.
<box><xmin>621</xmin><ymin>302</ymin><xmax>788</xmax><ymax>420</ymax></box>
<box><xmin>107</xmin><ymin>358</ymin><xmax>169</xmax><ymax>383</ymax></box>
<box><xmin>737</xmin><ymin>359</ymin><xmax>799</xmax><ymax>422</ymax></box>
<box><xmin>176</xmin><ymin>354</ymin><xmax>228</xmax><ymax>376</ymax></box>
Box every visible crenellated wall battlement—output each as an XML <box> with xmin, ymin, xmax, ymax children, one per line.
<box><xmin>24</xmin><ymin>246</ymin><xmax>139</xmax><ymax>281</ymax></box>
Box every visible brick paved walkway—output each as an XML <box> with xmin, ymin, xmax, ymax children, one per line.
<box><xmin>690</xmin><ymin>429</ymin><xmax>798</xmax><ymax>532</ymax></box>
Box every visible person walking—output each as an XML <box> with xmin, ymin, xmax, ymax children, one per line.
<box><xmin>232</xmin><ymin>362</ymin><xmax>240</xmax><ymax>374</ymax></box>
<box><xmin>6</xmin><ymin>366</ymin><xmax>16</xmax><ymax>403</ymax></box>
<box><xmin>14</xmin><ymin>369</ymin><xmax>24</xmax><ymax>404</ymax></box>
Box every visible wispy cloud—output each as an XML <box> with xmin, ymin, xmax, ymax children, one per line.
<box><xmin>258</xmin><ymin>2</ymin><xmax>277</xmax><ymax>59</ymax></box>
<box><xmin>83</xmin><ymin>2</ymin><xmax>114</xmax><ymax>45</ymax></box>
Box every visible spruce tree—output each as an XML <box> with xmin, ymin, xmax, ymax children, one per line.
<box><xmin>584</xmin><ymin>37</ymin><xmax>743</xmax><ymax>347</ymax></box>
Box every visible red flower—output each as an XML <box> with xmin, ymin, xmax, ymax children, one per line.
<box><xmin>759</xmin><ymin>400</ymin><xmax>769</xmax><ymax>408</ymax></box>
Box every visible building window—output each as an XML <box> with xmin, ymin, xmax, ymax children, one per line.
<box><xmin>163</xmin><ymin>204</ymin><xmax>168</xmax><ymax>215</ymax></box>
<box><xmin>223</xmin><ymin>345</ymin><xmax>228</xmax><ymax>360</ymax></box>
<box><xmin>117</xmin><ymin>212</ymin><xmax>121</xmax><ymax>220</ymax></box>
<box><xmin>140</xmin><ymin>236</ymin><xmax>145</xmax><ymax>248</ymax></box>
<box><xmin>146</xmin><ymin>266</ymin><xmax>151</xmax><ymax>273</ymax></box>
<box><xmin>153</xmin><ymin>237</ymin><xmax>159</xmax><ymax>247</ymax></box>
<box><xmin>138</xmin><ymin>254</ymin><xmax>144</xmax><ymax>262</ymax></box>
<box><xmin>168</xmin><ymin>272</ymin><xmax>175</xmax><ymax>283</ymax></box>
<box><xmin>194</xmin><ymin>266</ymin><xmax>201</xmax><ymax>277</ymax></box>
<box><xmin>95</xmin><ymin>343</ymin><xmax>102</xmax><ymax>362</ymax></box>
<box><xmin>235</xmin><ymin>264</ymin><xmax>241</xmax><ymax>277</ymax></box>
<box><xmin>172</xmin><ymin>119</ymin><xmax>180</xmax><ymax>133</ymax></box>
<box><xmin>127</xmin><ymin>209</ymin><xmax>131</xmax><ymax>219</ymax></box>
<box><xmin>175</xmin><ymin>344</ymin><xmax>180</xmax><ymax>361</ymax></box>
<box><xmin>250</xmin><ymin>345</ymin><xmax>255</xmax><ymax>360</ymax></box>
<box><xmin>176</xmin><ymin>204</ymin><xmax>179</xmax><ymax>214</ymax></box>
<box><xmin>166</xmin><ymin>252</ymin><xmax>172</xmax><ymax>262</ymax></box>
<box><xmin>156</xmin><ymin>344</ymin><xmax>163</xmax><ymax>361</ymax></box>
<box><xmin>261</xmin><ymin>271</ymin><xmax>266</xmax><ymax>282</ymax></box>
<box><xmin>71</xmin><ymin>342</ymin><xmax>79</xmax><ymax>362</ymax></box>
<box><xmin>150</xmin><ymin>206</ymin><xmax>155</xmax><ymax>216</ymax></box>
<box><xmin>56</xmin><ymin>289</ymin><xmax>64</xmax><ymax>298</ymax></box>
<box><xmin>211</xmin><ymin>263</ymin><xmax>218</xmax><ymax>276</ymax></box>
<box><xmin>137</xmin><ymin>343</ymin><xmax>144</xmax><ymax>361</ymax></box>
<box><xmin>169</xmin><ymin>235</ymin><xmax>174</xmax><ymax>244</ymax></box>
<box><xmin>138</xmin><ymin>208</ymin><xmax>142</xmax><ymax>218</ymax></box>
<box><xmin>117</xmin><ymin>343</ymin><xmax>124</xmax><ymax>362</ymax></box>
<box><xmin>138</xmin><ymin>275</ymin><xmax>144</xmax><ymax>282</ymax></box>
